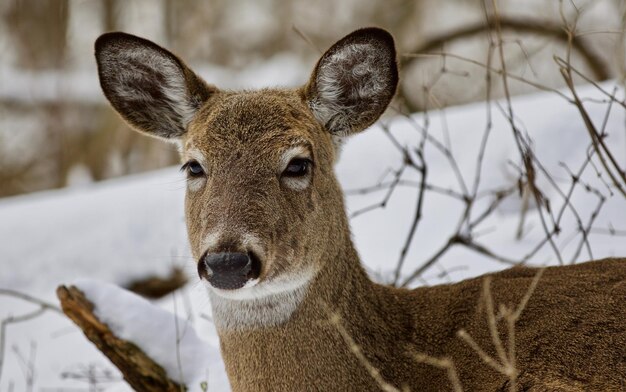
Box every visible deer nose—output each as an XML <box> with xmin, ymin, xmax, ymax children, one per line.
<box><xmin>198</xmin><ymin>252</ymin><xmax>261</xmax><ymax>290</ymax></box>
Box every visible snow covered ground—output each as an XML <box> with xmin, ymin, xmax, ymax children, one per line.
<box><xmin>1</xmin><ymin>81</ymin><xmax>625</xmax><ymax>391</ymax></box>
<box><xmin>74</xmin><ymin>279</ymin><xmax>223</xmax><ymax>391</ymax></box>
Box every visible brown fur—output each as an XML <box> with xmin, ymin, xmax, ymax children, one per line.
<box><xmin>96</xmin><ymin>28</ymin><xmax>626</xmax><ymax>391</ymax></box>
<box><xmin>219</xmin><ymin>257</ymin><xmax>626</xmax><ymax>391</ymax></box>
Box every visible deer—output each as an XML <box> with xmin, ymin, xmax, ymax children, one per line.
<box><xmin>95</xmin><ymin>27</ymin><xmax>626</xmax><ymax>391</ymax></box>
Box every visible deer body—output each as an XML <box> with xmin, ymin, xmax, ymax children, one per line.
<box><xmin>217</xmin><ymin>256</ymin><xmax>626</xmax><ymax>391</ymax></box>
<box><xmin>95</xmin><ymin>28</ymin><xmax>626</xmax><ymax>391</ymax></box>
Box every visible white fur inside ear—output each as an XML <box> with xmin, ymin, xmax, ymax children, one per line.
<box><xmin>310</xmin><ymin>42</ymin><xmax>391</xmax><ymax>135</ymax></box>
<box><xmin>100</xmin><ymin>45</ymin><xmax>199</xmax><ymax>138</ymax></box>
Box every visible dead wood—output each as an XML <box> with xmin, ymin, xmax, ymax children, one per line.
<box><xmin>56</xmin><ymin>285</ymin><xmax>184</xmax><ymax>392</ymax></box>
<box><xmin>126</xmin><ymin>267</ymin><xmax>188</xmax><ymax>299</ymax></box>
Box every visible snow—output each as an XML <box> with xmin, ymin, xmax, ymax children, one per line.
<box><xmin>345</xmin><ymin>81</ymin><xmax>626</xmax><ymax>284</ymax></box>
<box><xmin>1</xmin><ymin>80</ymin><xmax>625</xmax><ymax>391</ymax></box>
<box><xmin>0</xmin><ymin>169</ymin><xmax>189</xmax><ymax>295</ymax></box>
<box><xmin>73</xmin><ymin>279</ymin><xmax>227</xmax><ymax>391</ymax></box>
<box><xmin>66</xmin><ymin>164</ymin><xmax>95</xmax><ymax>187</ymax></box>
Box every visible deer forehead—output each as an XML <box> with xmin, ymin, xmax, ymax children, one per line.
<box><xmin>182</xmin><ymin>91</ymin><xmax>335</xmax><ymax>166</ymax></box>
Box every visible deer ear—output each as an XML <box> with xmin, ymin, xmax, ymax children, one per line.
<box><xmin>95</xmin><ymin>32</ymin><xmax>217</xmax><ymax>141</ymax></box>
<box><xmin>304</xmin><ymin>28</ymin><xmax>398</xmax><ymax>137</ymax></box>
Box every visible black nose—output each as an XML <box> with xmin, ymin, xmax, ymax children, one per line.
<box><xmin>198</xmin><ymin>252</ymin><xmax>261</xmax><ymax>290</ymax></box>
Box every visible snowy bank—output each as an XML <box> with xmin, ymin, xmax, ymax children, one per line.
<box><xmin>74</xmin><ymin>279</ymin><xmax>227</xmax><ymax>391</ymax></box>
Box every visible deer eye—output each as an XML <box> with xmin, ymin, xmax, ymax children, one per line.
<box><xmin>283</xmin><ymin>158</ymin><xmax>311</xmax><ymax>178</ymax></box>
<box><xmin>182</xmin><ymin>160</ymin><xmax>205</xmax><ymax>177</ymax></box>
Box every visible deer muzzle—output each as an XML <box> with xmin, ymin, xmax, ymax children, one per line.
<box><xmin>198</xmin><ymin>251</ymin><xmax>262</xmax><ymax>290</ymax></box>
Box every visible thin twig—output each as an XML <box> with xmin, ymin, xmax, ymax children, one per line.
<box><xmin>327</xmin><ymin>310</ymin><xmax>406</xmax><ymax>392</ymax></box>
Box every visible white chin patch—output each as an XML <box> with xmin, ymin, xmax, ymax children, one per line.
<box><xmin>206</xmin><ymin>277</ymin><xmax>259</xmax><ymax>296</ymax></box>
<box><xmin>207</xmin><ymin>267</ymin><xmax>317</xmax><ymax>330</ymax></box>
<box><xmin>242</xmin><ymin>277</ymin><xmax>260</xmax><ymax>288</ymax></box>
<box><xmin>207</xmin><ymin>268</ymin><xmax>312</xmax><ymax>301</ymax></box>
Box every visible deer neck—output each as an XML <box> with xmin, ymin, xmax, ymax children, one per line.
<box><xmin>212</xmin><ymin>230</ymin><xmax>416</xmax><ymax>391</ymax></box>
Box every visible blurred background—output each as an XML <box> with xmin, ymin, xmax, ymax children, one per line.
<box><xmin>2</xmin><ymin>2</ymin><xmax>626</xmax><ymax>390</ymax></box>
<box><xmin>1</xmin><ymin>0</ymin><xmax>625</xmax><ymax>198</ymax></box>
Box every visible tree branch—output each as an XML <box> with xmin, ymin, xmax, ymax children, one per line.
<box><xmin>56</xmin><ymin>285</ymin><xmax>184</xmax><ymax>392</ymax></box>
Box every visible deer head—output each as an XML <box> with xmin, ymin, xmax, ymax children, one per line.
<box><xmin>95</xmin><ymin>28</ymin><xmax>397</xmax><ymax>302</ymax></box>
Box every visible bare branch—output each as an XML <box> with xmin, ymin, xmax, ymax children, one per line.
<box><xmin>412</xmin><ymin>352</ymin><xmax>464</xmax><ymax>392</ymax></box>
<box><xmin>326</xmin><ymin>310</ymin><xmax>406</xmax><ymax>392</ymax></box>
<box><xmin>402</xmin><ymin>17</ymin><xmax>610</xmax><ymax>81</ymax></box>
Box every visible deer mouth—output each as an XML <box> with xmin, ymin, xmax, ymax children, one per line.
<box><xmin>198</xmin><ymin>251</ymin><xmax>262</xmax><ymax>290</ymax></box>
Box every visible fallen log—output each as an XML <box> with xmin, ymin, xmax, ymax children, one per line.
<box><xmin>56</xmin><ymin>285</ymin><xmax>184</xmax><ymax>392</ymax></box>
